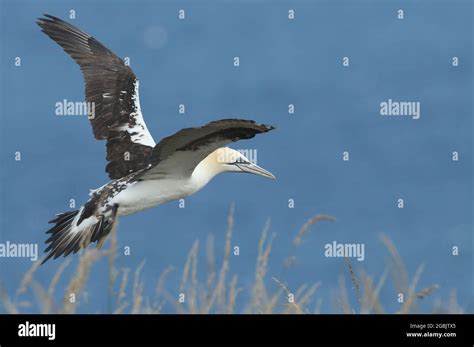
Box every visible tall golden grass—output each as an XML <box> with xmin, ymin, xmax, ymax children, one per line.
<box><xmin>0</xmin><ymin>207</ymin><xmax>463</xmax><ymax>314</ymax></box>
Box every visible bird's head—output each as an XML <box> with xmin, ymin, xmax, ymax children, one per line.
<box><xmin>214</xmin><ymin>147</ymin><xmax>275</xmax><ymax>179</ymax></box>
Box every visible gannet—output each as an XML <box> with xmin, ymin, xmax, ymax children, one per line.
<box><xmin>37</xmin><ymin>15</ymin><xmax>275</xmax><ymax>264</ymax></box>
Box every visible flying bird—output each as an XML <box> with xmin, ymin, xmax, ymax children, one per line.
<box><xmin>37</xmin><ymin>15</ymin><xmax>275</xmax><ymax>264</ymax></box>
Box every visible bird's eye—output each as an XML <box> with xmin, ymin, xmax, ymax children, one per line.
<box><xmin>234</xmin><ymin>158</ymin><xmax>248</xmax><ymax>164</ymax></box>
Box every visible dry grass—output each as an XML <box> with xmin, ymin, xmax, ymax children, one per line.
<box><xmin>293</xmin><ymin>214</ymin><xmax>336</xmax><ymax>247</ymax></box>
<box><xmin>0</xmin><ymin>207</ymin><xmax>464</xmax><ymax>314</ymax></box>
<box><xmin>62</xmin><ymin>249</ymin><xmax>101</xmax><ymax>313</ymax></box>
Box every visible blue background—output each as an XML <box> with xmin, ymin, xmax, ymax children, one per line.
<box><xmin>0</xmin><ymin>0</ymin><xmax>472</xmax><ymax>313</ymax></box>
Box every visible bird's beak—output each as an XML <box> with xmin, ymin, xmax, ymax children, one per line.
<box><xmin>237</xmin><ymin>162</ymin><xmax>276</xmax><ymax>179</ymax></box>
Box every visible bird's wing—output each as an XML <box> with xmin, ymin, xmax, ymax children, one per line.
<box><xmin>37</xmin><ymin>14</ymin><xmax>156</xmax><ymax>179</ymax></box>
<box><xmin>138</xmin><ymin>119</ymin><xmax>274</xmax><ymax>180</ymax></box>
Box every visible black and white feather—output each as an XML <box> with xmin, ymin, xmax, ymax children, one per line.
<box><xmin>37</xmin><ymin>14</ymin><xmax>155</xmax><ymax>179</ymax></box>
<box><xmin>140</xmin><ymin>119</ymin><xmax>274</xmax><ymax>179</ymax></box>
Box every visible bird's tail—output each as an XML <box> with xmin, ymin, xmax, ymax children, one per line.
<box><xmin>42</xmin><ymin>204</ymin><xmax>117</xmax><ymax>264</ymax></box>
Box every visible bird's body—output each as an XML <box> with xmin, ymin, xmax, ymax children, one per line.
<box><xmin>105</xmin><ymin>164</ymin><xmax>210</xmax><ymax>216</ymax></box>
<box><xmin>114</xmin><ymin>178</ymin><xmax>195</xmax><ymax>215</ymax></box>
<box><xmin>37</xmin><ymin>15</ymin><xmax>275</xmax><ymax>264</ymax></box>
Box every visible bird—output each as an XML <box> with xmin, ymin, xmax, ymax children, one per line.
<box><xmin>37</xmin><ymin>15</ymin><xmax>276</xmax><ymax>264</ymax></box>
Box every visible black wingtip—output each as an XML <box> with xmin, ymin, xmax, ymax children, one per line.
<box><xmin>36</xmin><ymin>18</ymin><xmax>45</xmax><ymax>27</ymax></box>
<box><xmin>36</xmin><ymin>14</ymin><xmax>66</xmax><ymax>28</ymax></box>
<box><xmin>41</xmin><ymin>252</ymin><xmax>54</xmax><ymax>265</ymax></box>
<box><xmin>41</xmin><ymin>14</ymin><xmax>62</xmax><ymax>21</ymax></box>
<box><xmin>208</xmin><ymin>119</ymin><xmax>275</xmax><ymax>132</ymax></box>
<box><xmin>256</xmin><ymin>122</ymin><xmax>275</xmax><ymax>132</ymax></box>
